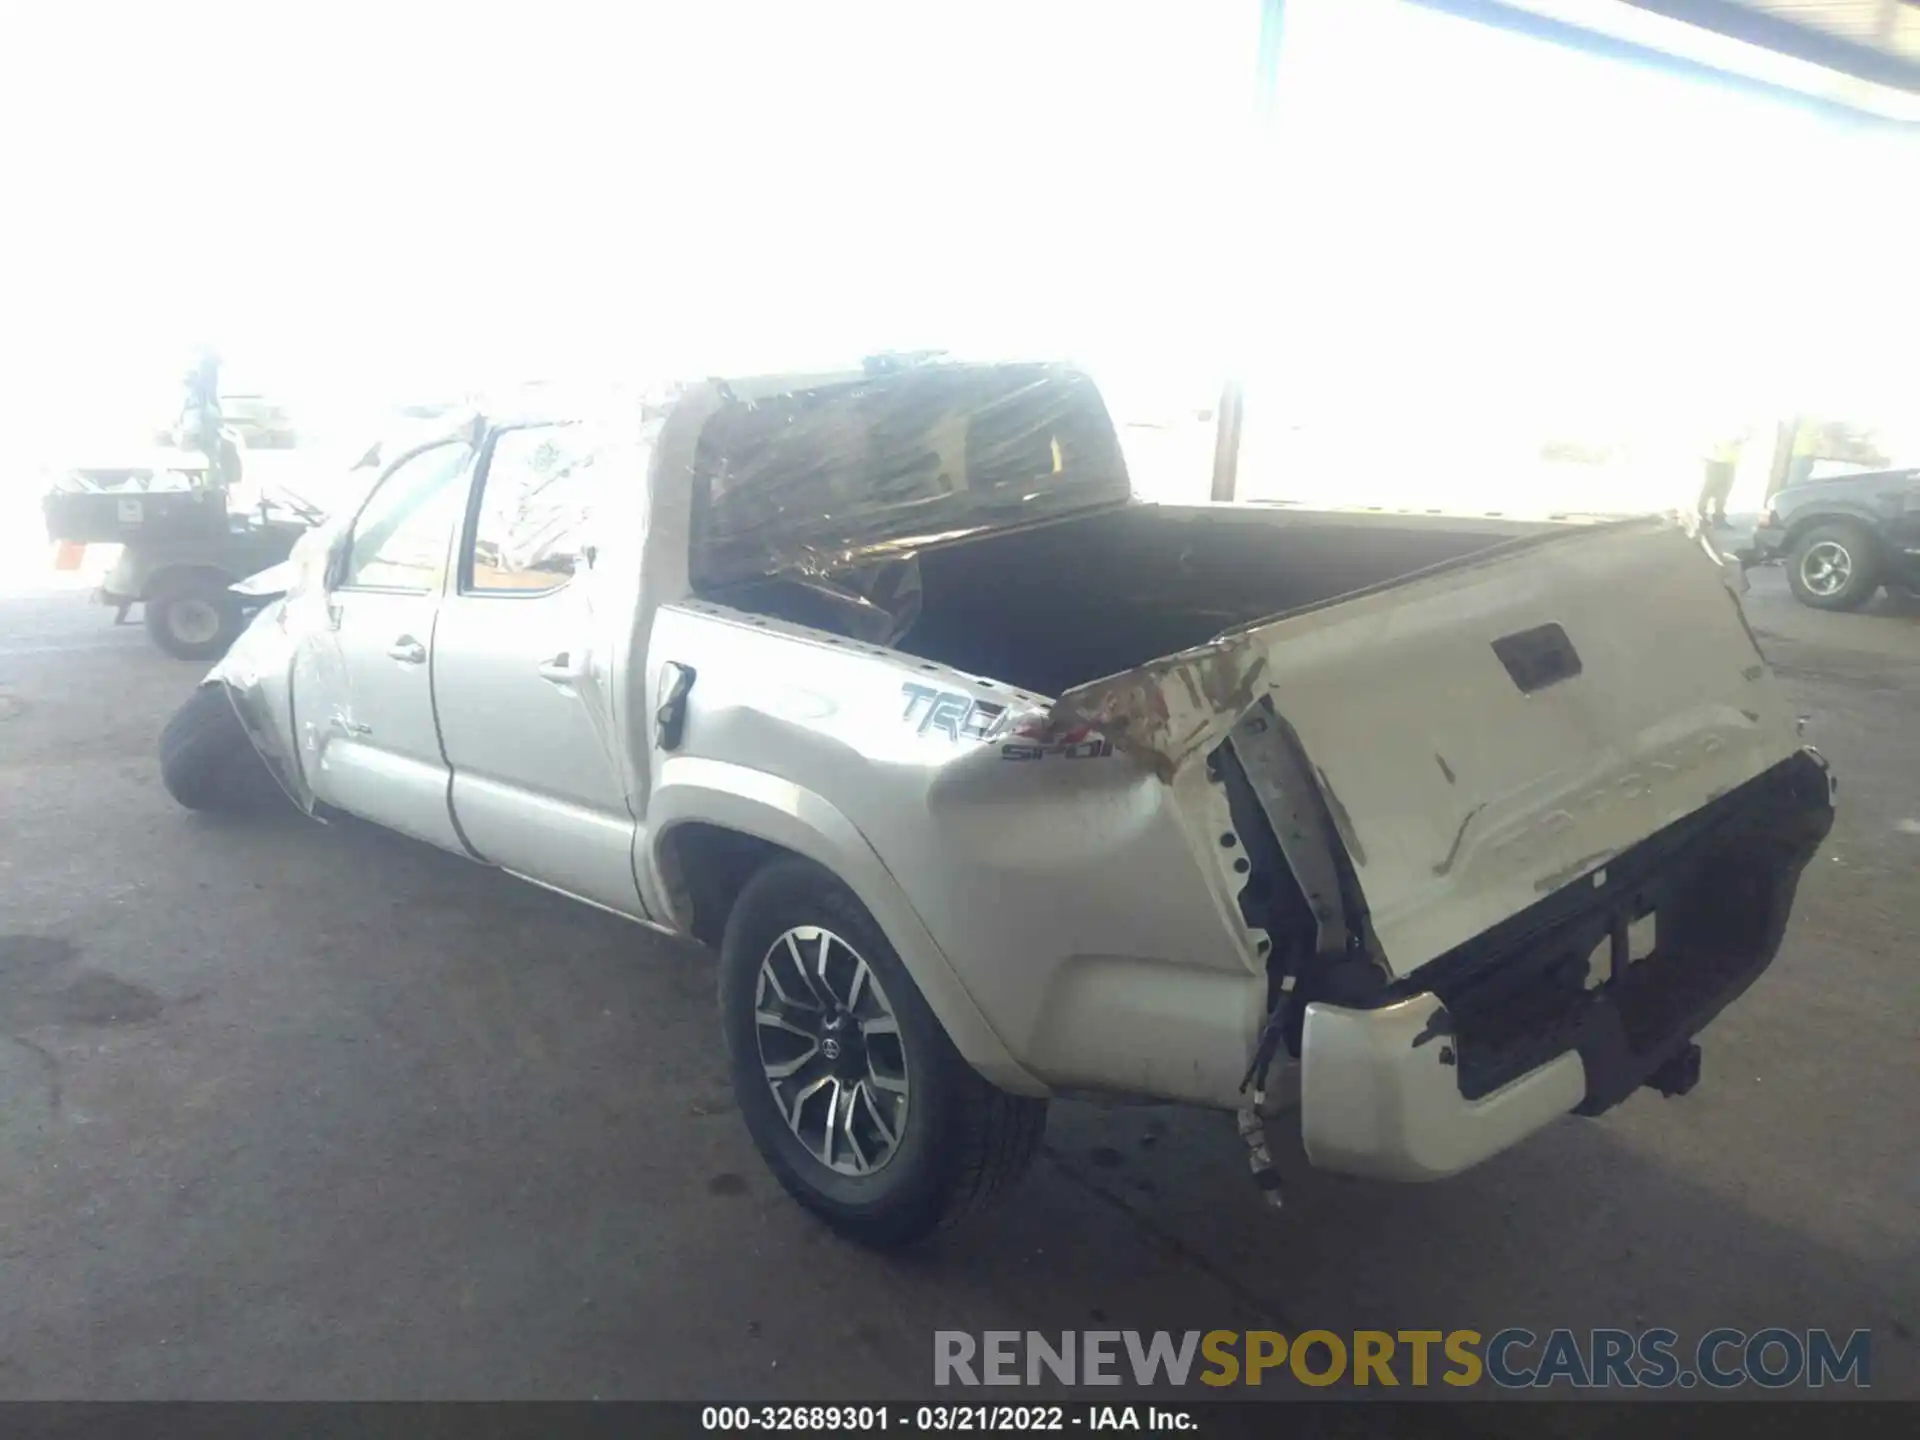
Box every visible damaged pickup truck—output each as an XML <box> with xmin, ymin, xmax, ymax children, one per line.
<box><xmin>160</xmin><ymin>360</ymin><xmax>1835</xmax><ymax>1246</ymax></box>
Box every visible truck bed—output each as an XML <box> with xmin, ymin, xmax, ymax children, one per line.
<box><xmin>717</xmin><ymin>502</ymin><xmax>1552</xmax><ymax>699</ymax></box>
<box><xmin>716</xmin><ymin>498</ymin><xmax>1804</xmax><ymax>980</ymax></box>
<box><xmin>899</xmin><ymin>504</ymin><xmax>1551</xmax><ymax>697</ymax></box>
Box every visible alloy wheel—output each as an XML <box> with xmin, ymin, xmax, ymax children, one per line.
<box><xmin>1799</xmin><ymin>540</ymin><xmax>1853</xmax><ymax>598</ymax></box>
<box><xmin>754</xmin><ymin>925</ymin><xmax>910</xmax><ymax>1176</ymax></box>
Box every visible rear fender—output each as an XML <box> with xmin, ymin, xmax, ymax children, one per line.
<box><xmin>647</xmin><ymin>757</ymin><xmax>1045</xmax><ymax>1096</ymax></box>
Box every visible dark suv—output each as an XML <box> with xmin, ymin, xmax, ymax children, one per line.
<box><xmin>1748</xmin><ymin>467</ymin><xmax>1920</xmax><ymax>610</ymax></box>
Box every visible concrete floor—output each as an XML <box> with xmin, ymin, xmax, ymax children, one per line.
<box><xmin>0</xmin><ymin>568</ymin><xmax>1914</xmax><ymax>1403</ymax></box>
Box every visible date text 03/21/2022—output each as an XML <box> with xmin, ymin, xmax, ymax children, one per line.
<box><xmin>702</xmin><ymin>1406</ymin><xmax>1189</xmax><ymax>1432</ymax></box>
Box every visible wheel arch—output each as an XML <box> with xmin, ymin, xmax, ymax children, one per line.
<box><xmin>647</xmin><ymin>760</ymin><xmax>1044</xmax><ymax>1096</ymax></box>
<box><xmin>1781</xmin><ymin>507</ymin><xmax>1889</xmax><ymax>560</ymax></box>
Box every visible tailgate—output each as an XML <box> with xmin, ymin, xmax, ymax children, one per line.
<box><xmin>1050</xmin><ymin>519</ymin><xmax>1804</xmax><ymax>978</ymax></box>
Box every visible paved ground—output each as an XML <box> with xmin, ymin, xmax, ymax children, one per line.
<box><xmin>0</xmin><ymin>565</ymin><xmax>1914</xmax><ymax>1406</ymax></box>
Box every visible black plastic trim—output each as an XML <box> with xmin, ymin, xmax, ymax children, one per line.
<box><xmin>1408</xmin><ymin>750</ymin><xmax>1834</xmax><ymax>1113</ymax></box>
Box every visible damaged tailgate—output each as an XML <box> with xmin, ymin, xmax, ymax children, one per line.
<box><xmin>1049</xmin><ymin>518</ymin><xmax>1803</xmax><ymax>979</ymax></box>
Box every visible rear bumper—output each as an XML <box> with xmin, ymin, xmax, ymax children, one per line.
<box><xmin>1298</xmin><ymin>749</ymin><xmax>1835</xmax><ymax>1181</ymax></box>
<box><xmin>1300</xmin><ymin>993</ymin><xmax>1587</xmax><ymax>1179</ymax></box>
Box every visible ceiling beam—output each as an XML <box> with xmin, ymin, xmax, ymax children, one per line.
<box><xmin>1407</xmin><ymin>0</ymin><xmax>1920</xmax><ymax>123</ymax></box>
<box><xmin>1620</xmin><ymin>1</ymin><xmax>1920</xmax><ymax>92</ymax></box>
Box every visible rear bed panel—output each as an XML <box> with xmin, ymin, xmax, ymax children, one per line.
<box><xmin>1053</xmin><ymin>518</ymin><xmax>1804</xmax><ymax>979</ymax></box>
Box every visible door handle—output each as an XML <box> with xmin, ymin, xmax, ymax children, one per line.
<box><xmin>655</xmin><ymin>661</ymin><xmax>696</xmax><ymax>750</ymax></box>
<box><xmin>537</xmin><ymin>651</ymin><xmax>585</xmax><ymax>685</ymax></box>
<box><xmin>386</xmin><ymin>636</ymin><xmax>427</xmax><ymax>665</ymax></box>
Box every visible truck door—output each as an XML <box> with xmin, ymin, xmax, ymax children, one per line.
<box><xmin>303</xmin><ymin>438</ymin><xmax>475</xmax><ymax>851</ymax></box>
<box><xmin>431</xmin><ymin>423</ymin><xmax>646</xmax><ymax>918</ymax></box>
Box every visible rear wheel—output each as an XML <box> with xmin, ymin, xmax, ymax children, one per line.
<box><xmin>1787</xmin><ymin>521</ymin><xmax>1881</xmax><ymax>611</ymax></box>
<box><xmin>718</xmin><ymin>858</ymin><xmax>1047</xmax><ymax>1247</ymax></box>
<box><xmin>146</xmin><ymin>576</ymin><xmax>244</xmax><ymax>660</ymax></box>
<box><xmin>160</xmin><ymin>683</ymin><xmax>276</xmax><ymax>811</ymax></box>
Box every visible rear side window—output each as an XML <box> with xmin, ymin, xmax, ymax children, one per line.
<box><xmin>340</xmin><ymin>441</ymin><xmax>474</xmax><ymax>592</ymax></box>
<box><xmin>464</xmin><ymin>424</ymin><xmax>603</xmax><ymax>593</ymax></box>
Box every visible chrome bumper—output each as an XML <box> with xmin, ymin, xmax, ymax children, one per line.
<box><xmin>1299</xmin><ymin>993</ymin><xmax>1586</xmax><ymax>1181</ymax></box>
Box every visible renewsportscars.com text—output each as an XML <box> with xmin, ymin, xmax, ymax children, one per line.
<box><xmin>933</xmin><ymin>1328</ymin><xmax>1871</xmax><ymax>1390</ymax></box>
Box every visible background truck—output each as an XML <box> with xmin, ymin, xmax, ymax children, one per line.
<box><xmin>159</xmin><ymin>360</ymin><xmax>1834</xmax><ymax>1246</ymax></box>
<box><xmin>42</xmin><ymin>458</ymin><xmax>319</xmax><ymax>659</ymax></box>
<box><xmin>1747</xmin><ymin>464</ymin><xmax>1920</xmax><ymax>611</ymax></box>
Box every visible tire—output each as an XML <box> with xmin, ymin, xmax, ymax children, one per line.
<box><xmin>160</xmin><ymin>683</ymin><xmax>275</xmax><ymax>811</ymax></box>
<box><xmin>1786</xmin><ymin>521</ymin><xmax>1881</xmax><ymax>611</ymax></box>
<box><xmin>146</xmin><ymin>576</ymin><xmax>245</xmax><ymax>660</ymax></box>
<box><xmin>718</xmin><ymin>858</ymin><xmax>1047</xmax><ymax>1248</ymax></box>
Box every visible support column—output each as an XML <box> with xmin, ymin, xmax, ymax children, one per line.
<box><xmin>1208</xmin><ymin>0</ymin><xmax>1288</xmax><ymax>505</ymax></box>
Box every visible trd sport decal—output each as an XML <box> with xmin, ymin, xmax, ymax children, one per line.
<box><xmin>999</xmin><ymin>736</ymin><xmax>1113</xmax><ymax>761</ymax></box>
<box><xmin>900</xmin><ymin>683</ymin><xmax>1006</xmax><ymax>741</ymax></box>
<box><xmin>999</xmin><ymin>718</ymin><xmax>1112</xmax><ymax>761</ymax></box>
<box><xmin>899</xmin><ymin>684</ymin><xmax>1113</xmax><ymax>759</ymax></box>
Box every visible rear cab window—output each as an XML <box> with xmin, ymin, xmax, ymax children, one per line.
<box><xmin>687</xmin><ymin>365</ymin><xmax>1131</xmax><ymax>592</ymax></box>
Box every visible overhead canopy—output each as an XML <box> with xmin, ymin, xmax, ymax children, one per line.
<box><xmin>1640</xmin><ymin>1</ymin><xmax>1920</xmax><ymax>88</ymax></box>
<box><xmin>1414</xmin><ymin>0</ymin><xmax>1920</xmax><ymax>120</ymax></box>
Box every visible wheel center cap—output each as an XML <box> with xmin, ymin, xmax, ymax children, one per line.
<box><xmin>818</xmin><ymin>1011</ymin><xmax>862</xmax><ymax>1072</ymax></box>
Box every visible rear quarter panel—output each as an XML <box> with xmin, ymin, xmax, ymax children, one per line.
<box><xmin>638</xmin><ymin>602</ymin><xmax>1270</xmax><ymax>1105</ymax></box>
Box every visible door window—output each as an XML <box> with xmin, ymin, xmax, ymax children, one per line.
<box><xmin>463</xmin><ymin>424</ymin><xmax>603</xmax><ymax>594</ymax></box>
<box><xmin>339</xmin><ymin>441</ymin><xmax>475</xmax><ymax>592</ymax></box>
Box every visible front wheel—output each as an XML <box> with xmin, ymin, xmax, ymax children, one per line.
<box><xmin>146</xmin><ymin>577</ymin><xmax>245</xmax><ymax>660</ymax></box>
<box><xmin>1787</xmin><ymin>521</ymin><xmax>1881</xmax><ymax>611</ymax></box>
<box><xmin>718</xmin><ymin>858</ymin><xmax>1047</xmax><ymax>1248</ymax></box>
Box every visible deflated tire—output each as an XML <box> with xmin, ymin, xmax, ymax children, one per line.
<box><xmin>159</xmin><ymin>683</ymin><xmax>278</xmax><ymax>812</ymax></box>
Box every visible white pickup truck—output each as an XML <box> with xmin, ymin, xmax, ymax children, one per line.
<box><xmin>161</xmin><ymin>361</ymin><xmax>1835</xmax><ymax>1246</ymax></box>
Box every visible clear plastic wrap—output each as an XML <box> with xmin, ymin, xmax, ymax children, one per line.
<box><xmin>688</xmin><ymin>364</ymin><xmax>1131</xmax><ymax>617</ymax></box>
<box><xmin>467</xmin><ymin>422</ymin><xmax>607</xmax><ymax>588</ymax></box>
<box><xmin>468</xmin><ymin>410</ymin><xmax>660</xmax><ymax>809</ymax></box>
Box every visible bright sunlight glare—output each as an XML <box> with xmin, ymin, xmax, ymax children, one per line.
<box><xmin>1</xmin><ymin>0</ymin><xmax>1914</xmax><ymax>516</ymax></box>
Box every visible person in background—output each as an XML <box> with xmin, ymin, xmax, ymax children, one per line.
<box><xmin>1786</xmin><ymin>416</ymin><xmax>1825</xmax><ymax>491</ymax></box>
<box><xmin>1697</xmin><ymin>428</ymin><xmax>1744</xmax><ymax>528</ymax></box>
<box><xmin>177</xmin><ymin>346</ymin><xmax>241</xmax><ymax>489</ymax></box>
